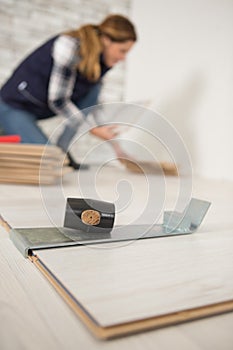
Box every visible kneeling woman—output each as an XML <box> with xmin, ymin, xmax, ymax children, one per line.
<box><xmin>0</xmin><ymin>14</ymin><xmax>137</xmax><ymax>167</ymax></box>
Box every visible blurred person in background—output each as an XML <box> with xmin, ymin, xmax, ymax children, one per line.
<box><xmin>0</xmin><ymin>14</ymin><xmax>137</xmax><ymax>168</ymax></box>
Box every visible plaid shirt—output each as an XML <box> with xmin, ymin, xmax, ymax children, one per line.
<box><xmin>47</xmin><ymin>35</ymin><xmax>104</xmax><ymax>150</ymax></box>
<box><xmin>48</xmin><ymin>35</ymin><xmax>84</xmax><ymax>122</ymax></box>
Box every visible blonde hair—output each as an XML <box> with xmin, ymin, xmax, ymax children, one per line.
<box><xmin>65</xmin><ymin>14</ymin><xmax>137</xmax><ymax>82</ymax></box>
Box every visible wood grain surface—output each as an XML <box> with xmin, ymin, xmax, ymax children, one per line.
<box><xmin>0</xmin><ymin>143</ymin><xmax>70</xmax><ymax>184</ymax></box>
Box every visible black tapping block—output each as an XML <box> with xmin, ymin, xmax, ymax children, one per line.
<box><xmin>64</xmin><ymin>198</ymin><xmax>115</xmax><ymax>233</ymax></box>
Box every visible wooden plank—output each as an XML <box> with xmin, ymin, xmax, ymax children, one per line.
<box><xmin>35</xmin><ymin>229</ymin><xmax>233</xmax><ymax>338</ymax></box>
<box><xmin>0</xmin><ymin>166</ymin><xmax>72</xmax><ymax>184</ymax></box>
<box><xmin>0</xmin><ymin>143</ymin><xmax>71</xmax><ymax>184</ymax></box>
<box><xmin>0</xmin><ymin>166</ymin><xmax>72</xmax><ymax>176</ymax></box>
<box><xmin>119</xmin><ymin>159</ymin><xmax>178</xmax><ymax>176</ymax></box>
<box><xmin>31</xmin><ymin>252</ymin><xmax>233</xmax><ymax>339</ymax></box>
<box><xmin>0</xmin><ymin>162</ymin><xmax>62</xmax><ymax>170</ymax></box>
<box><xmin>0</xmin><ymin>157</ymin><xmax>69</xmax><ymax>166</ymax></box>
<box><xmin>0</xmin><ymin>143</ymin><xmax>64</xmax><ymax>157</ymax></box>
<box><xmin>0</xmin><ymin>177</ymin><xmax>55</xmax><ymax>185</ymax></box>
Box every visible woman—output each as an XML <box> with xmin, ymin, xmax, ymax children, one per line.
<box><xmin>0</xmin><ymin>14</ymin><xmax>137</xmax><ymax>168</ymax></box>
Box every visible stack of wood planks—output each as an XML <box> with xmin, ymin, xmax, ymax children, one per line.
<box><xmin>0</xmin><ymin>143</ymin><xmax>72</xmax><ymax>185</ymax></box>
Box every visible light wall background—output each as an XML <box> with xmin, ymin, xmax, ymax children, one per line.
<box><xmin>0</xmin><ymin>0</ymin><xmax>232</xmax><ymax>181</ymax></box>
<box><xmin>125</xmin><ymin>0</ymin><xmax>233</xmax><ymax>181</ymax></box>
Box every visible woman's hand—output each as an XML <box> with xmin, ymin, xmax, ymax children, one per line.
<box><xmin>90</xmin><ymin>125</ymin><xmax>133</xmax><ymax>163</ymax></box>
<box><xmin>110</xmin><ymin>141</ymin><xmax>131</xmax><ymax>159</ymax></box>
<box><xmin>90</xmin><ymin>125</ymin><xmax>119</xmax><ymax>140</ymax></box>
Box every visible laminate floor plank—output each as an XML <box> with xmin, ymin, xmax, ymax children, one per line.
<box><xmin>37</xmin><ymin>228</ymin><xmax>233</xmax><ymax>326</ymax></box>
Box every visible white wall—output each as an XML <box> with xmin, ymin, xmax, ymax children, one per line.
<box><xmin>125</xmin><ymin>0</ymin><xmax>233</xmax><ymax>180</ymax></box>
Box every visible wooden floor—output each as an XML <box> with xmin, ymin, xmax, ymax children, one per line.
<box><xmin>0</xmin><ymin>166</ymin><xmax>233</xmax><ymax>349</ymax></box>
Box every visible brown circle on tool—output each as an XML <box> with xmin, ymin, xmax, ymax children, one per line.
<box><xmin>81</xmin><ymin>210</ymin><xmax>101</xmax><ymax>226</ymax></box>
